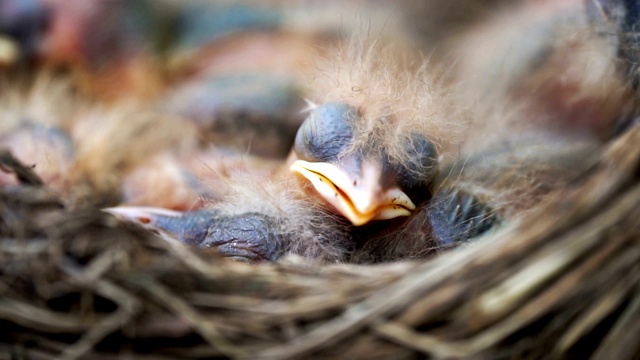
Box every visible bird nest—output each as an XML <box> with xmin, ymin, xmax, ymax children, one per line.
<box><xmin>1</xmin><ymin>120</ymin><xmax>638</xmax><ymax>359</ymax></box>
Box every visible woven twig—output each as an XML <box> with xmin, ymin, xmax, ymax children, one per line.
<box><xmin>0</xmin><ymin>126</ymin><xmax>639</xmax><ymax>359</ymax></box>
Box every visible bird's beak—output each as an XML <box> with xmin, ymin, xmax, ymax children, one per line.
<box><xmin>290</xmin><ymin>159</ymin><xmax>415</xmax><ymax>226</ymax></box>
<box><xmin>103</xmin><ymin>206</ymin><xmax>209</xmax><ymax>245</ymax></box>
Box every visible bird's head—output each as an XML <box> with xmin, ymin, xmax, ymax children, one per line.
<box><xmin>289</xmin><ymin>102</ymin><xmax>439</xmax><ymax>226</ymax></box>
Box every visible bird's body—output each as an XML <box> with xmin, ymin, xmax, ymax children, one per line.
<box><xmin>104</xmin><ymin>32</ymin><xmax>605</xmax><ymax>263</ymax></box>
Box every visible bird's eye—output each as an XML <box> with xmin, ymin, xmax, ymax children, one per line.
<box><xmin>393</xmin><ymin>133</ymin><xmax>438</xmax><ymax>194</ymax></box>
<box><xmin>293</xmin><ymin>102</ymin><xmax>356</xmax><ymax>162</ymax></box>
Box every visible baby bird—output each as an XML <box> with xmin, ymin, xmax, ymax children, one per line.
<box><xmin>104</xmin><ymin>36</ymin><xmax>518</xmax><ymax>263</ymax></box>
<box><xmin>104</xmin><ymin>36</ymin><xmax>452</xmax><ymax>261</ymax></box>
<box><xmin>106</xmin><ymin>0</ymin><xmax>624</xmax><ymax>264</ymax></box>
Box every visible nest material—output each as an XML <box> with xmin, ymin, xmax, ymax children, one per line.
<box><xmin>0</xmin><ymin>125</ymin><xmax>639</xmax><ymax>359</ymax></box>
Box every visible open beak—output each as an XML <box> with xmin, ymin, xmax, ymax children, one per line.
<box><xmin>290</xmin><ymin>159</ymin><xmax>415</xmax><ymax>226</ymax></box>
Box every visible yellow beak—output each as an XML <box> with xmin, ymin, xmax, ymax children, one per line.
<box><xmin>290</xmin><ymin>159</ymin><xmax>415</xmax><ymax>226</ymax></box>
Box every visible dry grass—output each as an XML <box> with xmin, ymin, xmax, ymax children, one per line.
<box><xmin>0</xmin><ymin>123</ymin><xmax>638</xmax><ymax>359</ymax></box>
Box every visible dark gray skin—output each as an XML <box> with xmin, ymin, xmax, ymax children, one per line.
<box><xmin>427</xmin><ymin>188</ymin><xmax>498</xmax><ymax>247</ymax></box>
<box><xmin>133</xmin><ymin>188</ymin><xmax>496</xmax><ymax>263</ymax></box>
<box><xmin>140</xmin><ymin>210</ymin><xmax>289</xmax><ymax>261</ymax></box>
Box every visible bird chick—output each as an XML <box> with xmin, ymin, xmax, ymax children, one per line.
<box><xmin>106</xmin><ymin>1</ymin><xmax>632</xmax><ymax>264</ymax></box>
<box><xmin>106</xmin><ymin>37</ymin><xmax>475</xmax><ymax>263</ymax></box>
